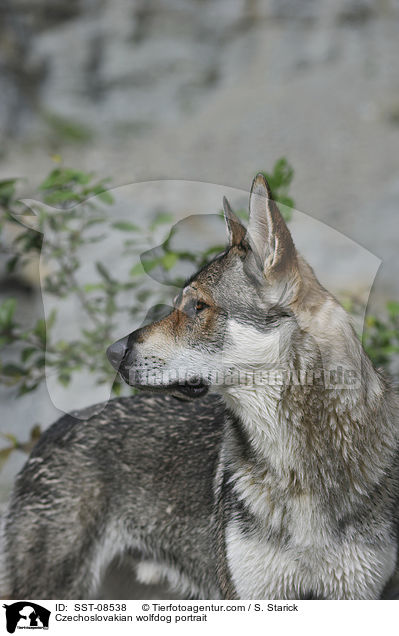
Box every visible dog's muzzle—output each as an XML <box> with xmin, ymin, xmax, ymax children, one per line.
<box><xmin>106</xmin><ymin>333</ymin><xmax>209</xmax><ymax>399</ymax></box>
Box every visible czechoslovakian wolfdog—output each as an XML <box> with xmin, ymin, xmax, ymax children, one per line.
<box><xmin>2</xmin><ymin>175</ymin><xmax>399</xmax><ymax>600</ymax></box>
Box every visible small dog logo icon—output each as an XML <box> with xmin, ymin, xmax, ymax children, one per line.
<box><xmin>3</xmin><ymin>602</ymin><xmax>50</xmax><ymax>633</ymax></box>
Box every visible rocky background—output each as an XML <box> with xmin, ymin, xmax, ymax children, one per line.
<box><xmin>1</xmin><ymin>0</ymin><xmax>399</xmax><ymax>597</ymax></box>
<box><xmin>1</xmin><ymin>0</ymin><xmax>399</xmax><ymax>299</ymax></box>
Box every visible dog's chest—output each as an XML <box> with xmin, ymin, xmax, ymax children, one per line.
<box><xmin>224</xmin><ymin>488</ymin><xmax>396</xmax><ymax>600</ymax></box>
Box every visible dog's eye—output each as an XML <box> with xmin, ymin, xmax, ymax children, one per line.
<box><xmin>195</xmin><ymin>300</ymin><xmax>208</xmax><ymax>313</ymax></box>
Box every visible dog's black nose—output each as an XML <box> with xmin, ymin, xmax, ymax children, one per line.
<box><xmin>106</xmin><ymin>336</ymin><xmax>128</xmax><ymax>370</ymax></box>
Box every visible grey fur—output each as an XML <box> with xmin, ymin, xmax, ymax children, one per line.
<box><xmin>3</xmin><ymin>395</ymin><xmax>225</xmax><ymax>598</ymax></box>
<box><xmin>2</xmin><ymin>174</ymin><xmax>399</xmax><ymax>599</ymax></box>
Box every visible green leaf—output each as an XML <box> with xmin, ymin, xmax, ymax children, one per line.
<box><xmin>0</xmin><ymin>432</ymin><xmax>18</xmax><ymax>446</ymax></box>
<box><xmin>112</xmin><ymin>221</ymin><xmax>140</xmax><ymax>232</ymax></box>
<box><xmin>135</xmin><ymin>289</ymin><xmax>152</xmax><ymax>303</ymax></box>
<box><xmin>96</xmin><ymin>262</ymin><xmax>115</xmax><ymax>284</ymax></box>
<box><xmin>387</xmin><ymin>301</ymin><xmax>399</xmax><ymax>318</ymax></box>
<box><xmin>380</xmin><ymin>344</ymin><xmax>399</xmax><ymax>355</ymax></box>
<box><xmin>36</xmin><ymin>356</ymin><xmax>46</xmax><ymax>368</ymax></box>
<box><xmin>260</xmin><ymin>158</ymin><xmax>295</xmax><ymax>212</ymax></box>
<box><xmin>341</xmin><ymin>298</ymin><xmax>354</xmax><ymax>313</ymax></box>
<box><xmin>34</xmin><ymin>318</ymin><xmax>46</xmax><ymax>345</ymax></box>
<box><xmin>141</xmin><ymin>258</ymin><xmax>160</xmax><ymax>275</ymax></box>
<box><xmin>277</xmin><ymin>202</ymin><xmax>293</xmax><ymax>222</ymax></box>
<box><xmin>264</xmin><ymin>158</ymin><xmax>294</xmax><ymax>191</ymax></box>
<box><xmin>1</xmin><ymin>363</ymin><xmax>25</xmax><ymax>378</ymax></box>
<box><xmin>0</xmin><ymin>298</ymin><xmax>16</xmax><ymax>329</ymax></box>
<box><xmin>58</xmin><ymin>372</ymin><xmax>71</xmax><ymax>387</ymax></box>
<box><xmin>21</xmin><ymin>347</ymin><xmax>37</xmax><ymax>363</ymax></box>
<box><xmin>111</xmin><ymin>379</ymin><xmax>122</xmax><ymax>396</ymax></box>
<box><xmin>39</xmin><ymin>168</ymin><xmax>92</xmax><ymax>190</ymax></box>
<box><xmin>130</xmin><ymin>263</ymin><xmax>145</xmax><ymax>276</ymax></box>
<box><xmin>83</xmin><ymin>216</ymin><xmax>107</xmax><ymax>228</ymax></box>
<box><xmin>234</xmin><ymin>209</ymin><xmax>249</xmax><ymax>221</ymax></box>
<box><xmin>130</xmin><ymin>258</ymin><xmax>160</xmax><ymax>276</ymax></box>
<box><xmin>161</xmin><ymin>252</ymin><xmax>178</xmax><ymax>271</ymax></box>
<box><xmin>83</xmin><ymin>283</ymin><xmax>105</xmax><ymax>292</ymax></box>
<box><xmin>29</xmin><ymin>424</ymin><xmax>42</xmax><ymax>442</ymax></box>
<box><xmin>276</xmin><ymin>195</ymin><xmax>294</xmax><ymax>208</ymax></box>
<box><xmin>38</xmin><ymin>169</ymin><xmax>65</xmax><ymax>190</ymax></box>
<box><xmin>0</xmin><ymin>178</ymin><xmax>18</xmax><ymax>206</ymax></box>
<box><xmin>47</xmin><ymin>308</ymin><xmax>57</xmax><ymax>330</ymax></box>
<box><xmin>43</xmin><ymin>190</ymin><xmax>80</xmax><ymax>205</ymax></box>
<box><xmin>96</xmin><ymin>190</ymin><xmax>114</xmax><ymax>205</ymax></box>
<box><xmin>6</xmin><ymin>255</ymin><xmax>19</xmax><ymax>274</ymax></box>
<box><xmin>18</xmin><ymin>383</ymin><xmax>38</xmax><ymax>396</ymax></box>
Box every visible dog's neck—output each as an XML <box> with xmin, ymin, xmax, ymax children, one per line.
<box><xmin>218</xmin><ymin>327</ymin><xmax>394</xmax><ymax>511</ymax></box>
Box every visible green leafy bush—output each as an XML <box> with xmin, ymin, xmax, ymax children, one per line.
<box><xmin>363</xmin><ymin>301</ymin><xmax>399</xmax><ymax>368</ymax></box>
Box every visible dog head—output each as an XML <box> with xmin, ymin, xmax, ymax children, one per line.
<box><xmin>107</xmin><ymin>174</ymin><xmax>352</xmax><ymax>398</ymax></box>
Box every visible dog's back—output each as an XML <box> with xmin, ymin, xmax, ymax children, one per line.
<box><xmin>2</xmin><ymin>393</ymin><xmax>225</xmax><ymax>599</ymax></box>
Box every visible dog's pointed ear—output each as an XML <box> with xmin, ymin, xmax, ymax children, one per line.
<box><xmin>223</xmin><ymin>196</ymin><xmax>246</xmax><ymax>247</ymax></box>
<box><xmin>247</xmin><ymin>173</ymin><xmax>296</xmax><ymax>276</ymax></box>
